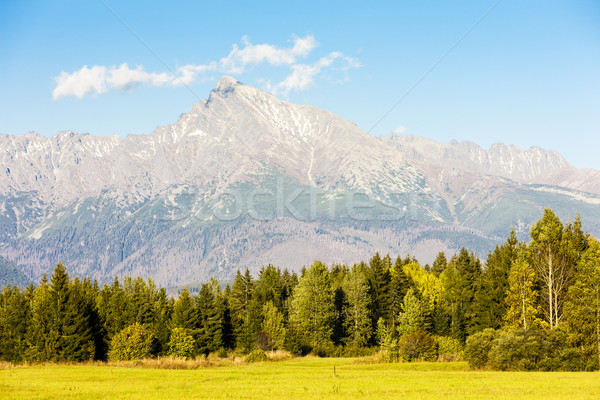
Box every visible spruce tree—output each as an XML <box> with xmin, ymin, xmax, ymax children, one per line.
<box><xmin>26</xmin><ymin>274</ymin><xmax>55</xmax><ymax>361</ymax></box>
<box><xmin>152</xmin><ymin>287</ymin><xmax>172</xmax><ymax>355</ymax></box>
<box><xmin>230</xmin><ymin>269</ymin><xmax>253</xmax><ymax>329</ymax></box>
<box><xmin>368</xmin><ymin>253</ymin><xmax>391</xmax><ymax>325</ymax></box>
<box><xmin>431</xmin><ymin>252</ymin><xmax>448</xmax><ymax>277</ymax></box>
<box><xmin>440</xmin><ymin>249</ymin><xmax>481</xmax><ymax>342</ymax></box>
<box><xmin>97</xmin><ymin>277</ymin><xmax>128</xmax><ymax>341</ymax></box>
<box><xmin>290</xmin><ymin>261</ymin><xmax>335</xmax><ymax>347</ymax></box>
<box><xmin>389</xmin><ymin>256</ymin><xmax>410</xmax><ymax>330</ymax></box>
<box><xmin>131</xmin><ymin>277</ymin><xmax>155</xmax><ymax>325</ymax></box>
<box><xmin>254</xmin><ymin>265</ymin><xmax>283</xmax><ymax>310</ymax></box>
<box><xmin>0</xmin><ymin>286</ymin><xmax>30</xmax><ymax>362</ymax></box>
<box><xmin>196</xmin><ymin>283</ymin><xmax>222</xmax><ymax>355</ymax></box>
<box><xmin>81</xmin><ymin>277</ymin><xmax>106</xmax><ymax>360</ymax></box>
<box><xmin>219</xmin><ymin>284</ymin><xmax>235</xmax><ymax>349</ymax></box>
<box><xmin>432</xmin><ymin>299</ymin><xmax>450</xmax><ymax>336</ymax></box>
<box><xmin>172</xmin><ymin>287</ymin><xmax>197</xmax><ymax>330</ymax></box>
<box><xmin>238</xmin><ymin>297</ymin><xmax>263</xmax><ymax>353</ymax></box>
<box><xmin>280</xmin><ymin>268</ymin><xmax>297</xmax><ymax>319</ymax></box>
<box><xmin>62</xmin><ymin>277</ymin><xmax>96</xmax><ymax>361</ymax></box>
<box><xmin>30</xmin><ymin>264</ymin><xmax>96</xmax><ymax>362</ymax></box>
<box><xmin>564</xmin><ymin>239</ymin><xmax>600</xmax><ymax>365</ymax></box>
<box><xmin>475</xmin><ymin>229</ymin><xmax>519</xmax><ymax>330</ymax></box>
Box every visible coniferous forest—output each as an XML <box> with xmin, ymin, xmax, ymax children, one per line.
<box><xmin>1</xmin><ymin>208</ymin><xmax>599</xmax><ymax>371</ymax></box>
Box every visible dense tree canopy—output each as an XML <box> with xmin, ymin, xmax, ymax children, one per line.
<box><xmin>0</xmin><ymin>208</ymin><xmax>598</xmax><ymax>370</ymax></box>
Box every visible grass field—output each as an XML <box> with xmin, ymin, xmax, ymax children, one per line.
<box><xmin>1</xmin><ymin>358</ymin><xmax>599</xmax><ymax>399</ymax></box>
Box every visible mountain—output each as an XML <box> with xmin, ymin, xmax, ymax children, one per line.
<box><xmin>1</xmin><ymin>76</ymin><xmax>599</xmax><ymax>286</ymax></box>
<box><xmin>0</xmin><ymin>255</ymin><xmax>29</xmax><ymax>287</ymax></box>
<box><xmin>381</xmin><ymin>133</ymin><xmax>600</xmax><ymax>195</ymax></box>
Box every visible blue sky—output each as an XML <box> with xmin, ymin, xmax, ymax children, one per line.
<box><xmin>1</xmin><ymin>0</ymin><xmax>599</xmax><ymax>168</ymax></box>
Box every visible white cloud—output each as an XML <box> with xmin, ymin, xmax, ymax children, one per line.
<box><xmin>273</xmin><ymin>52</ymin><xmax>361</xmax><ymax>95</ymax></box>
<box><xmin>394</xmin><ymin>125</ymin><xmax>407</xmax><ymax>133</ymax></box>
<box><xmin>171</xmin><ymin>62</ymin><xmax>218</xmax><ymax>86</ymax></box>
<box><xmin>52</xmin><ymin>62</ymin><xmax>217</xmax><ymax>100</ymax></box>
<box><xmin>53</xmin><ymin>65</ymin><xmax>109</xmax><ymax>100</ymax></box>
<box><xmin>52</xmin><ymin>35</ymin><xmax>359</xmax><ymax>100</ymax></box>
<box><xmin>106</xmin><ymin>64</ymin><xmax>170</xmax><ymax>90</ymax></box>
<box><xmin>220</xmin><ymin>35</ymin><xmax>317</xmax><ymax>74</ymax></box>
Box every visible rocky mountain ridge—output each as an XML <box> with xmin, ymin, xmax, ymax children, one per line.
<box><xmin>1</xmin><ymin>76</ymin><xmax>599</xmax><ymax>286</ymax></box>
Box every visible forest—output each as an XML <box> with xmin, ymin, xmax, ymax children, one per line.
<box><xmin>0</xmin><ymin>208</ymin><xmax>599</xmax><ymax>371</ymax></box>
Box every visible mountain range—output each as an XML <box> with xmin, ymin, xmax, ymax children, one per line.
<box><xmin>2</xmin><ymin>76</ymin><xmax>599</xmax><ymax>286</ymax></box>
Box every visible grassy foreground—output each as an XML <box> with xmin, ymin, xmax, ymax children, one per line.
<box><xmin>1</xmin><ymin>358</ymin><xmax>599</xmax><ymax>400</ymax></box>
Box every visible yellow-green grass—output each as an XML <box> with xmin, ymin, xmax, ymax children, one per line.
<box><xmin>1</xmin><ymin>358</ymin><xmax>599</xmax><ymax>399</ymax></box>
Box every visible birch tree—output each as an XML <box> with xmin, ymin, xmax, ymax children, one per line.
<box><xmin>529</xmin><ymin>209</ymin><xmax>570</xmax><ymax>329</ymax></box>
<box><xmin>505</xmin><ymin>245</ymin><xmax>539</xmax><ymax>329</ymax></box>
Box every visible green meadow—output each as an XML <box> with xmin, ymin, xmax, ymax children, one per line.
<box><xmin>1</xmin><ymin>358</ymin><xmax>599</xmax><ymax>400</ymax></box>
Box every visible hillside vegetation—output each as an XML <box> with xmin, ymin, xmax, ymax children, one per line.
<box><xmin>1</xmin><ymin>208</ymin><xmax>599</xmax><ymax>371</ymax></box>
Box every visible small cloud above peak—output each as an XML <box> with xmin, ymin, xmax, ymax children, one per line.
<box><xmin>220</xmin><ymin>35</ymin><xmax>318</xmax><ymax>74</ymax></box>
<box><xmin>394</xmin><ymin>125</ymin><xmax>407</xmax><ymax>134</ymax></box>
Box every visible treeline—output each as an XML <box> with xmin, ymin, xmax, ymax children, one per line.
<box><xmin>0</xmin><ymin>208</ymin><xmax>599</xmax><ymax>370</ymax></box>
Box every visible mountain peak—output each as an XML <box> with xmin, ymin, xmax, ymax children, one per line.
<box><xmin>213</xmin><ymin>75</ymin><xmax>241</xmax><ymax>94</ymax></box>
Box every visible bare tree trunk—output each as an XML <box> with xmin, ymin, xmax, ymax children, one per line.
<box><xmin>522</xmin><ymin>291</ymin><xmax>527</xmax><ymax>329</ymax></box>
<box><xmin>548</xmin><ymin>250</ymin><xmax>554</xmax><ymax>329</ymax></box>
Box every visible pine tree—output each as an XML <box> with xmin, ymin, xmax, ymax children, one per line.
<box><xmin>389</xmin><ymin>256</ymin><xmax>410</xmax><ymax>330</ymax></box>
<box><xmin>564</xmin><ymin>239</ymin><xmax>600</xmax><ymax>365</ymax></box>
<box><xmin>367</xmin><ymin>253</ymin><xmax>391</xmax><ymax>324</ymax></box>
<box><xmin>431</xmin><ymin>252</ymin><xmax>448</xmax><ymax>277</ymax></box>
<box><xmin>219</xmin><ymin>284</ymin><xmax>235</xmax><ymax>349</ymax></box>
<box><xmin>476</xmin><ymin>229</ymin><xmax>519</xmax><ymax>330</ymax></box>
<box><xmin>172</xmin><ymin>287</ymin><xmax>197</xmax><ymax>330</ymax></box>
<box><xmin>230</xmin><ymin>269</ymin><xmax>254</xmax><ymax>330</ymax></box>
<box><xmin>440</xmin><ymin>249</ymin><xmax>481</xmax><ymax>342</ymax></box>
<box><xmin>329</xmin><ymin>263</ymin><xmax>349</xmax><ymax>345</ymax></box>
<box><xmin>332</xmin><ymin>278</ymin><xmax>348</xmax><ymax>346</ymax></box>
<box><xmin>254</xmin><ymin>265</ymin><xmax>283</xmax><ymax>309</ymax></box>
<box><xmin>196</xmin><ymin>283</ymin><xmax>222</xmax><ymax>354</ymax></box>
<box><xmin>280</xmin><ymin>269</ymin><xmax>297</xmax><ymax>315</ymax></box>
<box><xmin>238</xmin><ymin>297</ymin><xmax>263</xmax><ymax>353</ymax></box>
<box><xmin>131</xmin><ymin>277</ymin><xmax>155</xmax><ymax>325</ymax></box>
<box><xmin>290</xmin><ymin>261</ymin><xmax>335</xmax><ymax>346</ymax></box>
<box><xmin>0</xmin><ymin>285</ymin><xmax>30</xmax><ymax>362</ymax></box>
<box><xmin>62</xmin><ymin>277</ymin><xmax>96</xmax><ymax>361</ymax></box>
<box><xmin>26</xmin><ymin>274</ymin><xmax>55</xmax><ymax>361</ymax></box>
<box><xmin>230</xmin><ymin>269</ymin><xmax>257</xmax><ymax>351</ymax></box>
<box><xmin>562</xmin><ymin>214</ymin><xmax>589</xmax><ymax>267</ymax></box>
<box><xmin>80</xmin><ymin>277</ymin><xmax>106</xmax><ymax>360</ymax></box>
<box><xmin>432</xmin><ymin>299</ymin><xmax>450</xmax><ymax>336</ymax></box>
<box><xmin>152</xmin><ymin>287</ymin><xmax>172</xmax><ymax>355</ymax></box>
<box><xmin>97</xmin><ymin>278</ymin><xmax>123</xmax><ymax>341</ymax></box>
<box><xmin>30</xmin><ymin>264</ymin><xmax>96</xmax><ymax>362</ymax></box>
